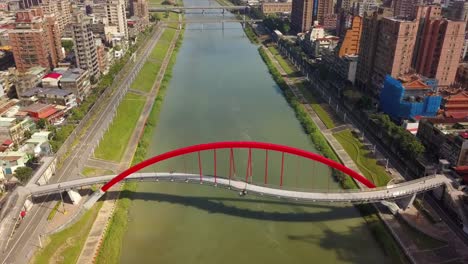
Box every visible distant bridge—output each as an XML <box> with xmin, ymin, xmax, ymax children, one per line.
<box><xmin>165</xmin><ymin>19</ymin><xmax>262</xmax><ymax>24</ymax></box>
<box><xmin>149</xmin><ymin>5</ymin><xmax>249</xmax><ymax>12</ymax></box>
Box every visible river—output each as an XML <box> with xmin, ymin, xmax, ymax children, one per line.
<box><xmin>119</xmin><ymin>0</ymin><xmax>387</xmax><ymax>262</ymax></box>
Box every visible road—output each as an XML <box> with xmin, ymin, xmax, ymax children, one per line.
<box><xmin>0</xmin><ymin>25</ymin><xmax>167</xmax><ymax>264</ymax></box>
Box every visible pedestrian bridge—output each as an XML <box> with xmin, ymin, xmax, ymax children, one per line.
<box><xmin>24</xmin><ymin>173</ymin><xmax>447</xmax><ymax>206</ymax></box>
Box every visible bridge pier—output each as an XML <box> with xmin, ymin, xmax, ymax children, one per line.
<box><xmin>396</xmin><ymin>193</ymin><xmax>417</xmax><ymax>211</ymax></box>
<box><xmin>67</xmin><ymin>190</ymin><xmax>82</xmax><ymax>205</ymax></box>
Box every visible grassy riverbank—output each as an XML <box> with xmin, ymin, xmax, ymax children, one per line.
<box><xmin>93</xmin><ymin>93</ymin><xmax>146</xmax><ymax>162</ymax></box>
<box><xmin>33</xmin><ymin>201</ymin><xmax>103</xmax><ymax>264</ymax></box>
<box><xmin>258</xmin><ymin>47</ymin><xmax>352</xmax><ymax>188</ymax></box>
<box><xmin>334</xmin><ymin>130</ymin><xmax>391</xmax><ymax>186</ymax></box>
<box><xmin>95</xmin><ymin>30</ymin><xmax>184</xmax><ymax>264</ymax></box>
<box><xmin>131</xmin><ymin>28</ymin><xmax>176</xmax><ymax>92</ymax></box>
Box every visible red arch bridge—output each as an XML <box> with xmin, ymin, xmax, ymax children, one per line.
<box><xmin>25</xmin><ymin>142</ymin><xmax>447</xmax><ymax>209</ymax></box>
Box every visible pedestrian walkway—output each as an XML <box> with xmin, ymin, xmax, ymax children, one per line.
<box><xmin>76</xmin><ymin>189</ymin><xmax>119</xmax><ymax>264</ymax></box>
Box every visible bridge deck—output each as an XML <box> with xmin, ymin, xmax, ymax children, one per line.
<box><xmin>26</xmin><ymin>173</ymin><xmax>447</xmax><ymax>204</ymax></box>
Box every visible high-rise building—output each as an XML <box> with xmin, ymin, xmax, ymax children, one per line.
<box><xmin>413</xmin><ymin>5</ymin><xmax>466</xmax><ymax>86</ymax></box>
<box><xmin>106</xmin><ymin>0</ymin><xmax>128</xmax><ymax>38</ymax></box>
<box><xmin>291</xmin><ymin>0</ymin><xmax>314</xmax><ymax>32</ymax></box>
<box><xmin>41</xmin><ymin>0</ymin><xmax>72</xmax><ymax>35</ymax></box>
<box><xmin>338</xmin><ymin>16</ymin><xmax>362</xmax><ymax>57</ymax></box>
<box><xmin>356</xmin><ymin>11</ymin><xmax>383</xmax><ymax>91</ymax></box>
<box><xmin>373</xmin><ymin>17</ymin><xmax>418</xmax><ymax>88</ymax></box>
<box><xmin>18</xmin><ymin>0</ymin><xmax>42</xmax><ymax>9</ymax></box>
<box><xmin>71</xmin><ymin>12</ymin><xmax>100</xmax><ymax>80</ymax></box>
<box><xmin>447</xmin><ymin>0</ymin><xmax>468</xmax><ymax>32</ymax></box>
<box><xmin>393</xmin><ymin>0</ymin><xmax>422</xmax><ymax>19</ymax></box>
<box><xmin>356</xmin><ymin>11</ymin><xmax>418</xmax><ymax>94</ymax></box>
<box><xmin>130</xmin><ymin>0</ymin><xmax>149</xmax><ymax>23</ymax></box>
<box><xmin>316</xmin><ymin>0</ymin><xmax>334</xmax><ymax>26</ymax></box>
<box><xmin>9</xmin><ymin>7</ymin><xmax>63</xmax><ymax>72</ymax></box>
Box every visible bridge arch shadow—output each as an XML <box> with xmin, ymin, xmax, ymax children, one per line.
<box><xmin>107</xmin><ymin>190</ymin><xmax>377</xmax><ymax>223</ymax></box>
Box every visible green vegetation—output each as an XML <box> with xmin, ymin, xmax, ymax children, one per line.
<box><xmin>371</xmin><ymin>114</ymin><xmax>425</xmax><ymax>159</ymax></box>
<box><xmin>93</xmin><ymin>93</ymin><xmax>146</xmax><ymax>162</ymax></box>
<box><xmin>263</xmin><ymin>15</ymin><xmax>290</xmax><ymax>34</ymax></box>
<box><xmin>33</xmin><ymin>202</ymin><xmax>103</xmax><ymax>264</ymax></box>
<box><xmin>61</xmin><ymin>39</ymin><xmax>74</xmax><ymax>53</ymax></box>
<box><xmin>244</xmin><ymin>24</ymin><xmax>259</xmax><ymax>44</ymax></box>
<box><xmin>267</xmin><ymin>46</ymin><xmax>297</xmax><ymax>76</ymax></box>
<box><xmin>296</xmin><ymin>82</ymin><xmax>336</xmax><ymax>129</ymax></box>
<box><xmin>49</xmin><ymin>27</ymin><xmax>155</xmax><ymax>154</ymax></box>
<box><xmin>96</xmin><ymin>29</ymin><xmax>185</xmax><ymax>264</ymax></box>
<box><xmin>82</xmin><ymin>167</ymin><xmax>115</xmax><ymax>177</ymax></box>
<box><xmin>334</xmin><ymin>130</ymin><xmax>391</xmax><ymax>186</ymax></box>
<box><xmin>266</xmin><ymin>45</ymin><xmax>335</xmax><ymax>128</ymax></box>
<box><xmin>258</xmin><ymin>47</ymin><xmax>352</xmax><ymax>188</ymax></box>
<box><xmin>14</xmin><ymin>166</ymin><xmax>33</xmax><ymax>183</ymax></box>
<box><xmin>131</xmin><ymin>26</ymin><xmax>176</xmax><ymax>93</ymax></box>
<box><xmin>47</xmin><ymin>201</ymin><xmax>62</xmax><ymax>221</ymax></box>
<box><xmin>94</xmin><ymin>183</ymin><xmax>136</xmax><ymax>264</ymax></box>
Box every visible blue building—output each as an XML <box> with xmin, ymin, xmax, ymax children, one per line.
<box><xmin>379</xmin><ymin>75</ymin><xmax>442</xmax><ymax>120</ymax></box>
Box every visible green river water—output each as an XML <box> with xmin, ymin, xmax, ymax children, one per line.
<box><xmin>120</xmin><ymin>1</ymin><xmax>387</xmax><ymax>262</ymax></box>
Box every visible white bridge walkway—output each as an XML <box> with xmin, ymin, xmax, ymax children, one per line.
<box><xmin>25</xmin><ymin>173</ymin><xmax>448</xmax><ymax>204</ymax></box>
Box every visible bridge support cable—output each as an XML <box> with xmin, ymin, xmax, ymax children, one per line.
<box><xmin>213</xmin><ymin>149</ymin><xmax>217</xmax><ymax>184</ymax></box>
<box><xmin>99</xmin><ymin>141</ymin><xmax>377</xmax><ymax>192</ymax></box>
<box><xmin>264</xmin><ymin>150</ymin><xmax>268</xmax><ymax>185</ymax></box>
<box><xmin>280</xmin><ymin>152</ymin><xmax>285</xmax><ymax>187</ymax></box>
<box><xmin>245</xmin><ymin>148</ymin><xmax>252</xmax><ymax>183</ymax></box>
<box><xmin>198</xmin><ymin>151</ymin><xmax>202</xmax><ymax>182</ymax></box>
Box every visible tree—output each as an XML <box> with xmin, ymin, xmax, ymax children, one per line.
<box><xmin>356</xmin><ymin>96</ymin><xmax>373</xmax><ymax>110</ymax></box>
<box><xmin>37</xmin><ymin>118</ymin><xmax>48</xmax><ymax>129</ymax></box>
<box><xmin>61</xmin><ymin>40</ymin><xmax>74</xmax><ymax>53</ymax></box>
<box><xmin>15</xmin><ymin>167</ymin><xmax>33</xmax><ymax>184</ymax></box>
<box><xmin>23</xmin><ymin>130</ymin><xmax>32</xmax><ymax>139</ymax></box>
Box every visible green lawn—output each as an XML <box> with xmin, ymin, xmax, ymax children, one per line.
<box><xmin>82</xmin><ymin>167</ymin><xmax>115</xmax><ymax>177</ymax></box>
<box><xmin>296</xmin><ymin>81</ymin><xmax>336</xmax><ymax>129</ymax></box>
<box><xmin>93</xmin><ymin>93</ymin><xmax>146</xmax><ymax>162</ymax></box>
<box><xmin>334</xmin><ymin>130</ymin><xmax>391</xmax><ymax>186</ymax></box>
<box><xmin>131</xmin><ymin>28</ymin><xmax>176</xmax><ymax>92</ymax></box>
<box><xmin>267</xmin><ymin>46</ymin><xmax>298</xmax><ymax>77</ymax></box>
<box><xmin>33</xmin><ymin>202</ymin><xmax>103</xmax><ymax>264</ymax></box>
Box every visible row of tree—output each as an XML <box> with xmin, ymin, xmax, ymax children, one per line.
<box><xmin>371</xmin><ymin>114</ymin><xmax>425</xmax><ymax>159</ymax></box>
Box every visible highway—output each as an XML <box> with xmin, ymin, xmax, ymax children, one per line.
<box><xmin>0</xmin><ymin>24</ymin><xmax>167</xmax><ymax>264</ymax></box>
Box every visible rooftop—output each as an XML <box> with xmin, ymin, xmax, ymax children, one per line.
<box><xmin>61</xmin><ymin>68</ymin><xmax>86</xmax><ymax>82</ymax></box>
<box><xmin>42</xmin><ymin>72</ymin><xmax>62</xmax><ymax>80</ymax></box>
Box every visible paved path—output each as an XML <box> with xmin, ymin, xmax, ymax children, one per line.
<box><xmin>86</xmin><ymin>158</ymin><xmax>120</xmax><ymax>173</ymax></box>
<box><xmin>76</xmin><ymin>190</ymin><xmax>119</xmax><ymax>264</ymax></box>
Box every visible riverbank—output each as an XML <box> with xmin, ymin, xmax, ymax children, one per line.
<box><xmin>95</xmin><ymin>28</ymin><xmax>184</xmax><ymax>264</ymax></box>
<box><xmin>258</xmin><ymin>45</ymin><xmax>407</xmax><ymax>263</ymax></box>
<box><xmin>30</xmin><ymin>26</ymin><xmax>184</xmax><ymax>264</ymax></box>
